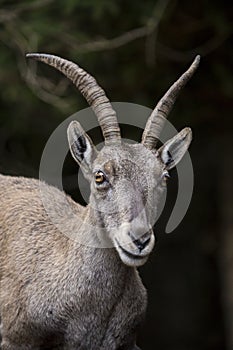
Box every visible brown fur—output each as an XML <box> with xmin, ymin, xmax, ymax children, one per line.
<box><xmin>0</xmin><ymin>173</ymin><xmax>147</xmax><ymax>349</ymax></box>
<box><xmin>0</xmin><ymin>128</ymin><xmax>192</xmax><ymax>350</ymax></box>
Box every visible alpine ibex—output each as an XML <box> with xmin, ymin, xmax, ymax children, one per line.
<box><xmin>0</xmin><ymin>53</ymin><xmax>200</xmax><ymax>349</ymax></box>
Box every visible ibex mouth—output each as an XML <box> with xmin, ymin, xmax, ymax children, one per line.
<box><xmin>114</xmin><ymin>238</ymin><xmax>152</xmax><ymax>267</ymax></box>
<box><xmin>116</xmin><ymin>240</ymin><xmax>149</xmax><ymax>260</ymax></box>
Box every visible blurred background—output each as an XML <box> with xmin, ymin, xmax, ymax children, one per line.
<box><xmin>0</xmin><ymin>0</ymin><xmax>232</xmax><ymax>349</ymax></box>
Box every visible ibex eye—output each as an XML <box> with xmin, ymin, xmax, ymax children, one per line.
<box><xmin>162</xmin><ymin>170</ymin><xmax>170</xmax><ymax>180</ymax></box>
<box><xmin>94</xmin><ymin>171</ymin><xmax>106</xmax><ymax>184</ymax></box>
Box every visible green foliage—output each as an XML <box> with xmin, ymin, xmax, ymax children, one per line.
<box><xmin>0</xmin><ymin>0</ymin><xmax>231</xmax><ymax>174</ymax></box>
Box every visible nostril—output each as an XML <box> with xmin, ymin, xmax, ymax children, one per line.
<box><xmin>134</xmin><ymin>237</ymin><xmax>150</xmax><ymax>252</ymax></box>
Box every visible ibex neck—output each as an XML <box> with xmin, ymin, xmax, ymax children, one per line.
<box><xmin>81</xmin><ymin>204</ymin><xmax>113</xmax><ymax>248</ymax></box>
<box><xmin>66</xmin><ymin>204</ymin><xmax>131</xmax><ymax>281</ymax></box>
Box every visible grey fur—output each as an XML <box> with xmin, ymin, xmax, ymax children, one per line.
<box><xmin>0</xmin><ymin>55</ymin><xmax>198</xmax><ymax>349</ymax></box>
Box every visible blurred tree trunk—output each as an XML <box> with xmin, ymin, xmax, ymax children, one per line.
<box><xmin>219</xmin><ymin>135</ymin><xmax>233</xmax><ymax>350</ymax></box>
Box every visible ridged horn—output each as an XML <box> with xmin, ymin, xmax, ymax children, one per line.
<box><xmin>26</xmin><ymin>53</ymin><xmax>121</xmax><ymax>145</ymax></box>
<box><xmin>141</xmin><ymin>55</ymin><xmax>200</xmax><ymax>149</ymax></box>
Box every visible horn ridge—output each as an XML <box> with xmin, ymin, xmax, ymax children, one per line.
<box><xmin>142</xmin><ymin>55</ymin><xmax>200</xmax><ymax>149</ymax></box>
<box><xmin>26</xmin><ymin>53</ymin><xmax>121</xmax><ymax>144</ymax></box>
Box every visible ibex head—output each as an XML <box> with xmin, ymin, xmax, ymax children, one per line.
<box><xmin>26</xmin><ymin>53</ymin><xmax>200</xmax><ymax>267</ymax></box>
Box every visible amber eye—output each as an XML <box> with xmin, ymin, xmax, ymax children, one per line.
<box><xmin>94</xmin><ymin>171</ymin><xmax>106</xmax><ymax>184</ymax></box>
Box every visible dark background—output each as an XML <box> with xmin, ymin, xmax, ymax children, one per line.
<box><xmin>0</xmin><ymin>1</ymin><xmax>232</xmax><ymax>349</ymax></box>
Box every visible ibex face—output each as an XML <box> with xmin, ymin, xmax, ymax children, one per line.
<box><xmin>67</xmin><ymin>123</ymin><xmax>192</xmax><ymax>266</ymax></box>
<box><xmin>26</xmin><ymin>53</ymin><xmax>200</xmax><ymax>267</ymax></box>
<box><xmin>90</xmin><ymin>143</ymin><xmax>158</xmax><ymax>267</ymax></box>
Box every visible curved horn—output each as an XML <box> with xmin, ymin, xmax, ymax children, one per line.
<box><xmin>26</xmin><ymin>53</ymin><xmax>121</xmax><ymax>145</ymax></box>
<box><xmin>141</xmin><ymin>55</ymin><xmax>200</xmax><ymax>149</ymax></box>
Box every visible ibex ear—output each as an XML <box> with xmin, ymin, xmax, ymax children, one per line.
<box><xmin>158</xmin><ymin>127</ymin><xmax>192</xmax><ymax>170</ymax></box>
<box><xmin>67</xmin><ymin>121</ymin><xmax>98</xmax><ymax>178</ymax></box>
